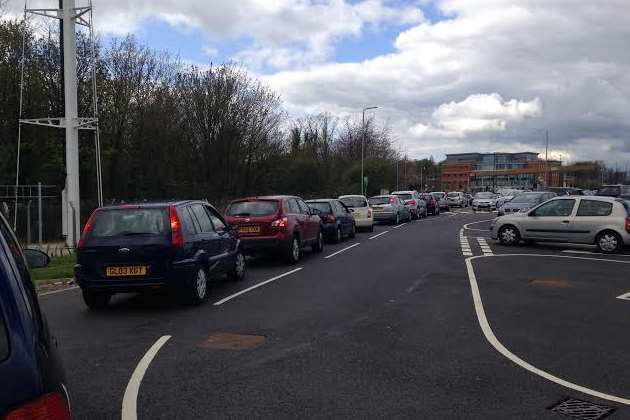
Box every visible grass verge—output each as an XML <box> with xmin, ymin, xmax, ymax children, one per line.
<box><xmin>31</xmin><ymin>254</ymin><xmax>76</xmax><ymax>283</ymax></box>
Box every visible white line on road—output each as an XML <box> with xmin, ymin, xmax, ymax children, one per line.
<box><xmin>213</xmin><ymin>268</ymin><xmax>303</xmax><ymax>305</ymax></box>
<box><xmin>463</xmin><ymin>219</ymin><xmax>495</xmax><ymax>232</ymax></box>
<box><xmin>324</xmin><ymin>243</ymin><xmax>360</xmax><ymax>259</ymax></box>
<box><xmin>616</xmin><ymin>292</ymin><xmax>630</xmax><ymax>301</ymax></box>
<box><xmin>38</xmin><ymin>285</ymin><xmax>79</xmax><ymax>297</ymax></box>
<box><xmin>562</xmin><ymin>250</ymin><xmax>630</xmax><ymax>258</ymax></box>
<box><xmin>465</xmin><ymin>253</ymin><xmax>630</xmax><ymax>406</ymax></box>
<box><xmin>369</xmin><ymin>230</ymin><xmax>389</xmax><ymax>240</ymax></box>
<box><xmin>122</xmin><ymin>335</ymin><xmax>172</xmax><ymax>420</ymax></box>
<box><xmin>392</xmin><ymin>222</ymin><xmax>408</xmax><ymax>229</ymax></box>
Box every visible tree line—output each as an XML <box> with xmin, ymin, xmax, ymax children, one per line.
<box><xmin>0</xmin><ymin>20</ymin><xmax>440</xmax><ymax>220</ymax></box>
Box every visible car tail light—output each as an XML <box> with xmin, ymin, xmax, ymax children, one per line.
<box><xmin>77</xmin><ymin>210</ymin><xmax>98</xmax><ymax>249</ymax></box>
<box><xmin>4</xmin><ymin>392</ymin><xmax>71</xmax><ymax>420</ymax></box>
<box><xmin>271</xmin><ymin>217</ymin><xmax>289</xmax><ymax>228</ymax></box>
<box><xmin>367</xmin><ymin>209</ymin><xmax>372</xmax><ymax>218</ymax></box>
<box><xmin>407</xmin><ymin>200</ymin><xmax>416</xmax><ymax>206</ymax></box>
<box><xmin>326</xmin><ymin>212</ymin><xmax>335</xmax><ymax>223</ymax></box>
<box><xmin>626</xmin><ymin>217</ymin><xmax>630</xmax><ymax>233</ymax></box>
<box><xmin>169</xmin><ymin>206</ymin><xmax>184</xmax><ymax>248</ymax></box>
<box><xmin>389</xmin><ymin>197</ymin><xmax>396</xmax><ymax>204</ymax></box>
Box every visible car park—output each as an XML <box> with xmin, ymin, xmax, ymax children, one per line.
<box><xmin>491</xmin><ymin>196</ymin><xmax>630</xmax><ymax>253</ymax></box>
<box><xmin>369</xmin><ymin>195</ymin><xmax>411</xmax><ymax>224</ymax></box>
<box><xmin>392</xmin><ymin>190</ymin><xmax>427</xmax><ymax>219</ymax></box>
<box><xmin>471</xmin><ymin>192</ymin><xmax>498</xmax><ymax>211</ymax></box>
<box><xmin>76</xmin><ymin>201</ymin><xmax>247</xmax><ymax>308</ymax></box>
<box><xmin>431</xmin><ymin>192</ymin><xmax>450</xmax><ymax>211</ymax></box>
<box><xmin>338</xmin><ymin>195</ymin><xmax>374</xmax><ymax>232</ymax></box>
<box><xmin>497</xmin><ymin>191</ymin><xmax>556</xmax><ymax>216</ymax></box>
<box><xmin>596</xmin><ymin>184</ymin><xmax>630</xmax><ymax>199</ymax></box>
<box><xmin>446</xmin><ymin>192</ymin><xmax>467</xmax><ymax>208</ymax></box>
<box><xmin>306</xmin><ymin>199</ymin><xmax>355</xmax><ymax>243</ymax></box>
<box><xmin>0</xmin><ymin>212</ymin><xmax>71</xmax><ymax>419</ymax></box>
<box><xmin>225</xmin><ymin>195</ymin><xmax>323</xmax><ymax>264</ymax></box>
<box><xmin>419</xmin><ymin>193</ymin><xmax>440</xmax><ymax>215</ymax></box>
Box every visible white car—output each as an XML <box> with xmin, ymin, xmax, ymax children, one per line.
<box><xmin>472</xmin><ymin>192</ymin><xmax>498</xmax><ymax>211</ymax></box>
<box><xmin>339</xmin><ymin>195</ymin><xmax>374</xmax><ymax>232</ymax></box>
<box><xmin>491</xmin><ymin>196</ymin><xmax>630</xmax><ymax>254</ymax></box>
<box><xmin>447</xmin><ymin>192</ymin><xmax>467</xmax><ymax>207</ymax></box>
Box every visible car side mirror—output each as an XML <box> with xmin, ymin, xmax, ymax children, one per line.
<box><xmin>23</xmin><ymin>248</ymin><xmax>50</xmax><ymax>269</ymax></box>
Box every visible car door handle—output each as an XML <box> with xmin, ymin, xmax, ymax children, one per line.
<box><xmin>562</xmin><ymin>220</ymin><xmax>570</xmax><ymax>224</ymax></box>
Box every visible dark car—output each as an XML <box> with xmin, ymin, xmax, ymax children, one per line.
<box><xmin>224</xmin><ymin>196</ymin><xmax>324</xmax><ymax>264</ymax></box>
<box><xmin>306</xmin><ymin>199</ymin><xmax>355</xmax><ymax>243</ymax></box>
<box><xmin>0</xmin><ymin>212</ymin><xmax>71</xmax><ymax>419</ymax></box>
<box><xmin>546</xmin><ymin>187</ymin><xmax>584</xmax><ymax>196</ymax></box>
<box><xmin>419</xmin><ymin>193</ymin><xmax>440</xmax><ymax>215</ymax></box>
<box><xmin>75</xmin><ymin>201</ymin><xmax>246</xmax><ymax>308</ymax></box>
<box><xmin>597</xmin><ymin>185</ymin><xmax>630</xmax><ymax>199</ymax></box>
<box><xmin>497</xmin><ymin>192</ymin><xmax>556</xmax><ymax>216</ymax></box>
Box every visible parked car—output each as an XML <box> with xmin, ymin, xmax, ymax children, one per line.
<box><xmin>472</xmin><ymin>192</ymin><xmax>498</xmax><ymax>211</ymax></box>
<box><xmin>496</xmin><ymin>189</ymin><xmax>521</xmax><ymax>209</ymax></box>
<box><xmin>447</xmin><ymin>192</ymin><xmax>467</xmax><ymax>208</ymax></box>
<box><xmin>0</xmin><ymin>212</ymin><xmax>71</xmax><ymax>419</ymax></box>
<box><xmin>338</xmin><ymin>195</ymin><xmax>374</xmax><ymax>232</ymax></box>
<box><xmin>369</xmin><ymin>195</ymin><xmax>411</xmax><ymax>224</ymax></box>
<box><xmin>225</xmin><ymin>195</ymin><xmax>323</xmax><ymax>264</ymax></box>
<box><xmin>419</xmin><ymin>193</ymin><xmax>440</xmax><ymax>215</ymax></box>
<box><xmin>491</xmin><ymin>196</ymin><xmax>630</xmax><ymax>254</ymax></box>
<box><xmin>306</xmin><ymin>199</ymin><xmax>355</xmax><ymax>243</ymax></box>
<box><xmin>596</xmin><ymin>185</ymin><xmax>630</xmax><ymax>199</ymax></box>
<box><xmin>497</xmin><ymin>192</ymin><xmax>556</xmax><ymax>216</ymax></box>
<box><xmin>392</xmin><ymin>190</ymin><xmax>427</xmax><ymax>219</ymax></box>
<box><xmin>76</xmin><ymin>201</ymin><xmax>247</xmax><ymax>308</ymax></box>
<box><xmin>547</xmin><ymin>187</ymin><xmax>584</xmax><ymax>196</ymax></box>
<box><xmin>431</xmin><ymin>192</ymin><xmax>450</xmax><ymax>211</ymax></box>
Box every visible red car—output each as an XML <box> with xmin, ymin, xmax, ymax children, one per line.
<box><xmin>419</xmin><ymin>193</ymin><xmax>440</xmax><ymax>215</ymax></box>
<box><xmin>225</xmin><ymin>195</ymin><xmax>324</xmax><ymax>264</ymax></box>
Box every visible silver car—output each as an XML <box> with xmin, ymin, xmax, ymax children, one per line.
<box><xmin>369</xmin><ymin>195</ymin><xmax>411</xmax><ymax>225</ymax></box>
<box><xmin>491</xmin><ymin>196</ymin><xmax>630</xmax><ymax>253</ymax></box>
<box><xmin>392</xmin><ymin>190</ymin><xmax>428</xmax><ymax>219</ymax></box>
<box><xmin>497</xmin><ymin>192</ymin><xmax>556</xmax><ymax>216</ymax></box>
<box><xmin>431</xmin><ymin>192</ymin><xmax>450</xmax><ymax>211</ymax></box>
<box><xmin>472</xmin><ymin>192</ymin><xmax>498</xmax><ymax>211</ymax></box>
<box><xmin>447</xmin><ymin>192</ymin><xmax>467</xmax><ymax>208</ymax></box>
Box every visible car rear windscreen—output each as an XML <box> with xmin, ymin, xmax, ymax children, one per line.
<box><xmin>90</xmin><ymin>208</ymin><xmax>168</xmax><ymax>238</ymax></box>
<box><xmin>226</xmin><ymin>200</ymin><xmax>279</xmax><ymax>217</ymax></box>
<box><xmin>369</xmin><ymin>197</ymin><xmax>390</xmax><ymax>205</ymax></box>
<box><xmin>307</xmin><ymin>202</ymin><xmax>332</xmax><ymax>213</ymax></box>
<box><xmin>394</xmin><ymin>194</ymin><xmax>412</xmax><ymax>200</ymax></box>
<box><xmin>339</xmin><ymin>197</ymin><xmax>367</xmax><ymax>208</ymax></box>
<box><xmin>447</xmin><ymin>193</ymin><xmax>459</xmax><ymax>197</ymax></box>
<box><xmin>597</xmin><ymin>186</ymin><xmax>621</xmax><ymax>197</ymax></box>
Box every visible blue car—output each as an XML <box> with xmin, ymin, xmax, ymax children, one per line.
<box><xmin>0</xmin><ymin>212</ymin><xmax>71</xmax><ymax>418</ymax></box>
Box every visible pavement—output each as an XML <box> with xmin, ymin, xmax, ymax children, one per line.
<box><xmin>38</xmin><ymin>209</ymin><xmax>630</xmax><ymax>419</ymax></box>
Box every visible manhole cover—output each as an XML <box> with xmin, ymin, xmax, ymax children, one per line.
<box><xmin>198</xmin><ymin>333</ymin><xmax>265</xmax><ymax>350</ymax></box>
<box><xmin>529</xmin><ymin>278</ymin><xmax>570</xmax><ymax>288</ymax></box>
<box><xmin>549</xmin><ymin>397</ymin><xmax>615</xmax><ymax>420</ymax></box>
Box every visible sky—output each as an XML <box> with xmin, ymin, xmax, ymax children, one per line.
<box><xmin>4</xmin><ymin>0</ymin><xmax>630</xmax><ymax>166</ymax></box>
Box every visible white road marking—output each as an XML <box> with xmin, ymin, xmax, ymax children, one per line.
<box><xmin>477</xmin><ymin>237</ymin><xmax>494</xmax><ymax>256</ymax></box>
<box><xmin>122</xmin><ymin>335</ymin><xmax>172</xmax><ymax>420</ymax></box>
<box><xmin>38</xmin><ymin>285</ymin><xmax>79</xmax><ymax>297</ymax></box>
<box><xmin>465</xmin><ymin>253</ymin><xmax>630</xmax><ymax>406</ymax></box>
<box><xmin>562</xmin><ymin>250</ymin><xmax>630</xmax><ymax>258</ymax></box>
<box><xmin>213</xmin><ymin>268</ymin><xmax>303</xmax><ymax>305</ymax></box>
<box><xmin>392</xmin><ymin>222</ymin><xmax>408</xmax><ymax>229</ymax></box>
<box><xmin>616</xmin><ymin>292</ymin><xmax>630</xmax><ymax>301</ymax></box>
<box><xmin>463</xmin><ymin>219</ymin><xmax>495</xmax><ymax>232</ymax></box>
<box><xmin>369</xmin><ymin>230</ymin><xmax>389</xmax><ymax>240</ymax></box>
<box><xmin>324</xmin><ymin>243</ymin><xmax>360</xmax><ymax>259</ymax></box>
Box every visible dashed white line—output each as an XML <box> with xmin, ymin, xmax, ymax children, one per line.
<box><xmin>122</xmin><ymin>335</ymin><xmax>172</xmax><ymax>420</ymax></box>
<box><xmin>369</xmin><ymin>230</ymin><xmax>389</xmax><ymax>240</ymax></box>
<box><xmin>324</xmin><ymin>243</ymin><xmax>360</xmax><ymax>259</ymax></box>
<box><xmin>392</xmin><ymin>222</ymin><xmax>408</xmax><ymax>229</ymax></box>
<box><xmin>477</xmin><ymin>237</ymin><xmax>494</xmax><ymax>256</ymax></box>
<box><xmin>616</xmin><ymin>291</ymin><xmax>630</xmax><ymax>301</ymax></box>
<box><xmin>562</xmin><ymin>249</ymin><xmax>630</xmax><ymax>258</ymax></box>
<box><xmin>213</xmin><ymin>268</ymin><xmax>303</xmax><ymax>305</ymax></box>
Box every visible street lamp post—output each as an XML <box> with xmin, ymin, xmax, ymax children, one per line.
<box><xmin>361</xmin><ymin>106</ymin><xmax>378</xmax><ymax>196</ymax></box>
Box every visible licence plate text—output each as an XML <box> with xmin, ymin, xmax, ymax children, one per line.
<box><xmin>106</xmin><ymin>266</ymin><xmax>147</xmax><ymax>277</ymax></box>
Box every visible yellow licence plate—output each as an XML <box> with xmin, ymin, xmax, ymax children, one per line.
<box><xmin>106</xmin><ymin>266</ymin><xmax>147</xmax><ymax>277</ymax></box>
<box><xmin>239</xmin><ymin>226</ymin><xmax>261</xmax><ymax>234</ymax></box>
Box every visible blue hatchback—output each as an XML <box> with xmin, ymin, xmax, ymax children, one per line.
<box><xmin>0</xmin><ymin>212</ymin><xmax>70</xmax><ymax>419</ymax></box>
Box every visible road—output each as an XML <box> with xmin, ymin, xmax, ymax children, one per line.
<box><xmin>39</xmin><ymin>210</ymin><xmax>630</xmax><ymax>419</ymax></box>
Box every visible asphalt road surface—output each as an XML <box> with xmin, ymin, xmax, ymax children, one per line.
<box><xmin>39</xmin><ymin>210</ymin><xmax>630</xmax><ymax>419</ymax></box>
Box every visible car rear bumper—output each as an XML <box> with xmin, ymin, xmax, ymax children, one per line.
<box><xmin>354</xmin><ymin>218</ymin><xmax>374</xmax><ymax>227</ymax></box>
<box><xmin>373</xmin><ymin>212</ymin><xmax>395</xmax><ymax>221</ymax></box>
<box><xmin>238</xmin><ymin>234</ymin><xmax>289</xmax><ymax>253</ymax></box>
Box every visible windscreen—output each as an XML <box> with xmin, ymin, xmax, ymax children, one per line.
<box><xmin>90</xmin><ymin>208</ymin><xmax>168</xmax><ymax>238</ymax></box>
<box><xmin>474</xmin><ymin>192</ymin><xmax>494</xmax><ymax>199</ymax></box>
<box><xmin>369</xmin><ymin>197</ymin><xmax>390</xmax><ymax>205</ymax></box>
<box><xmin>307</xmin><ymin>202</ymin><xmax>332</xmax><ymax>213</ymax></box>
<box><xmin>394</xmin><ymin>194</ymin><xmax>412</xmax><ymax>200</ymax></box>
<box><xmin>339</xmin><ymin>197</ymin><xmax>367</xmax><ymax>208</ymax></box>
<box><xmin>510</xmin><ymin>193</ymin><xmax>543</xmax><ymax>204</ymax></box>
<box><xmin>226</xmin><ymin>200</ymin><xmax>279</xmax><ymax>216</ymax></box>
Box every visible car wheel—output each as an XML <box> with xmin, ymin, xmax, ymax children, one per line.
<box><xmin>184</xmin><ymin>266</ymin><xmax>208</xmax><ymax>305</ymax></box>
<box><xmin>394</xmin><ymin>213</ymin><xmax>400</xmax><ymax>225</ymax></box>
<box><xmin>596</xmin><ymin>230</ymin><xmax>623</xmax><ymax>254</ymax></box>
<box><xmin>349</xmin><ymin>223</ymin><xmax>356</xmax><ymax>238</ymax></box>
<box><xmin>334</xmin><ymin>226</ymin><xmax>342</xmax><ymax>243</ymax></box>
<box><xmin>311</xmin><ymin>230</ymin><xmax>324</xmax><ymax>253</ymax></box>
<box><xmin>498</xmin><ymin>225</ymin><xmax>520</xmax><ymax>246</ymax></box>
<box><xmin>228</xmin><ymin>251</ymin><xmax>246</xmax><ymax>281</ymax></box>
<box><xmin>286</xmin><ymin>235</ymin><xmax>301</xmax><ymax>264</ymax></box>
<box><xmin>369</xmin><ymin>224</ymin><xmax>374</xmax><ymax>232</ymax></box>
<box><xmin>82</xmin><ymin>290</ymin><xmax>111</xmax><ymax>310</ymax></box>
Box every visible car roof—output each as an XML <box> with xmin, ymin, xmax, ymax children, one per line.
<box><xmin>231</xmin><ymin>195</ymin><xmax>295</xmax><ymax>202</ymax></box>
<box><xmin>305</xmin><ymin>199</ymin><xmax>336</xmax><ymax>203</ymax></box>
<box><xmin>100</xmin><ymin>200</ymin><xmax>206</xmax><ymax>210</ymax></box>
<box><xmin>339</xmin><ymin>195</ymin><xmax>366</xmax><ymax>199</ymax></box>
<box><xmin>392</xmin><ymin>191</ymin><xmax>415</xmax><ymax>194</ymax></box>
